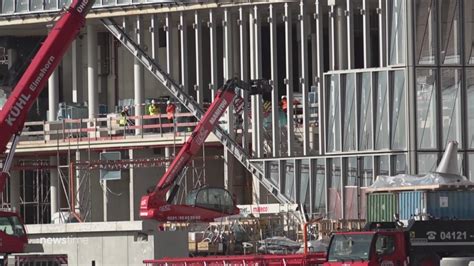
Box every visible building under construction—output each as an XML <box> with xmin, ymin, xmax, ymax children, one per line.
<box><xmin>0</xmin><ymin>0</ymin><xmax>472</xmax><ymax>264</ymax></box>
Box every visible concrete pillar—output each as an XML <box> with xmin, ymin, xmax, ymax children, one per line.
<box><xmin>129</xmin><ymin>149</ymin><xmax>135</xmax><ymax>221</ymax></box>
<box><xmin>72</xmin><ymin>40</ymin><xmax>83</xmax><ymax>103</ymax></box>
<box><xmin>9</xmin><ymin>169</ymin><xmax>19</xmax><ymax>212</ymax></box>
<box><xmin>87</xmin><ymin>24</ymin><xmax>99</xmax><ymax>119</ymax></box>
<box><xmin>336</xmin><ymin>5</ymin><xmax>347</xmax><ymax>70</ymax></box>
<box><xmin>134</xmin><ymin>16</ymin><xmax>144</xmax><ymax>135</ymax></box>
<box><xmin>269</xmin><ymin>4</ymin><xmax>280</xmax><ymax>157</ymax></box>
<box><xmin>166</xmin><ymin>14</ymin><xmax>180</xmax><ymax>83</ymax></box>
<box><xmin>50</xmin><ymin>156</ymin><xmax>58</xmax><ymax>221</ymax></box>
<box><xmin>107</xmin><ymin>35</ymin><xmax>117</xmax><ymax>114</ymax></box>
<box><xmin>48</xmin><ymin>69</ymin><xmax>59</xmax><ymax>121</ymax></box>
<box><xmin>180</xmin><ymin>12</ymin><xmax>189</xmax><ymax>94</ymax></box>
<box><xmin>223</xmin><ymin>8</ymin><xmax>235</xmax><ymax>196</ymax></box>
<box><xmin>284</xmin><ymin>3</ymin><xmax>295</xmax><ymax>156</ymax></box>
<box><xmin>239</xmin><ymin>7</ymin><xmax>250</xmax><ymax>152</ymax></box>
<box><xmin>316</xmin><ymin>0</ymin><xmax>325</xmax><ymax>155</ymax></box>
<box><xmin>299</xmin><ymin>0</ymin><xmax>310</xmax><ymax>155</ymax></box>
<box><xmin>151</xmin><ymin>14</ymin><xmax>160</xmax><ymax>63</ymax></box>
<box><xmin>209</xmin><ymin>10</ymin><xmax>218</xmax><ymax>101</ymax></box>
<box><xmin>195</xmin><ymin>11</ymin><xmax>204</xmax><ymax>105</ymax></box>
<box><xmin>7</xmin><ymin>48</ymin><xmax>17</xmax><ymax>69</ymax></box>
<box><xmin>103</xmin><ymin>179</ymin><xmax>108</xmax><ymax>222</ymax></box>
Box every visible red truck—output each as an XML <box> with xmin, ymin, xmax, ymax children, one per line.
<box><xmin>324</xmin><ymin>220</ymin><xmax>474</xmax><ymax>266</ymax></box>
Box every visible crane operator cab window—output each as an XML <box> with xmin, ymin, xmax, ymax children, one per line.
<box><xmin>186</xmin><ymin>187</ymin><xmax>235</xmax><ymax>214</ymax></box>
<box><xmin>0</xmin><ymin>215</ymin><xmax>26</xmax><ymax>237</ymax></box>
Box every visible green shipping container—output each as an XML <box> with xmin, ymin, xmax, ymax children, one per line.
<box><xmin>367</xmin><ymin>192</ymin><xmax>398</xmax><ymax>222</ymax></box>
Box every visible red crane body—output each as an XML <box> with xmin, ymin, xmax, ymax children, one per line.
<box><xmin>0</xmin><ymin>0</ymin><xmax>94</xmax><ymax>254</ymax></box>
<box><xmin>140</xmin><ymin>78</ymin><xmax>270</xmax><ymax>222</ymax></box>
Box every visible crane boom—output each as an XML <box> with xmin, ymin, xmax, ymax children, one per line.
<box><xmin>0</xmin><ymin>0</ymin><xmax>94</xmax><ymax>254</ymax></box>
<box><xmin>140</xmin><ymin>78</ymin><xmax>271</xmax><ymax>222</ymax></box>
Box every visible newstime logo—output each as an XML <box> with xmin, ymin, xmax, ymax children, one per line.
<box><xmin>39</xmin><ymin>237</ymin><xmax>88</xmax><ymax>245</ymax></box>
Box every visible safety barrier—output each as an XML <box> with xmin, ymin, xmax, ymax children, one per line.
<box><xmin>18</xmin><ymin>112</ymin><xmax>200</xmax><ymax>145</ymax></box>
<box><xmin>143</xmin><ymin>253</ymin><xmax>326</xmax><ymax>266</ymax></box>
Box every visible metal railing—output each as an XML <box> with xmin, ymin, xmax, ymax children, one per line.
<box><xmin>17</xmin><ymin>112</ymin><xmax>199</xmax><ymax>146</ymax></box>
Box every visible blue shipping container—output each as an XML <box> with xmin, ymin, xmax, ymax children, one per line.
<box><xmin>427</xmin><ymin>191</ymin><xmax>474</xmax><ymax>219</ymax></box>
<box><xmin>398</xmin><ymin>191</ymin><xmax>424</xmax><ymax>220</ymax></box>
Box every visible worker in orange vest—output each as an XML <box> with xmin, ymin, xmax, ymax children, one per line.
<box><xmin>166</xmin><ymin>100</ymin><xmax>176</xmax><ymax>132</ymax></box>
<box><xmin>281</xmin><ymin>95</ymin><xmax>288</xmax><ymax>112</ymax></box>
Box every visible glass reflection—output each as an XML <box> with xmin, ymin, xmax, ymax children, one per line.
<box><xmin>375</xmin><ymin>72</ymin><xmax>389</xmax><ymax>149</ymax></box>
<box><xmin>416</xmin><ymin>69</ymin><xmax>438</xmax><ymax>149</ymax></box>
<box><xmin>359</xmin><ymin>73</ymin><xmax>373</xmax><ymax>150</ymax></box>
<box><xmin>327</xmin><ymin>75</ymin><xmax>341</xmax><ymax>152</ymax></box>
<box><xmin>392</xmin><ymin>71</ymin><xmax>406</xmax><ymax>150</ymax></box>
<box><xmin>343</xmin><ymin>74</ymin><xmax>356</xmax><ymax>151</ymax></box>
<box><xmin>440</xmin><ymin>0</ymin><xmax>461</xmax><ymax>64</ymax></box>
<box><xmin>388</xmin><ymin>0</ymin><xmax>406</xmax><ymax>65</ymax></box>
<box><xmin>441</xmin><ymin>69</ymin><xmax>462</xmax><ymax>147</ymax></box>
<box><xmin>415</xmin><ymin>0</ymin><xmax>437</xmax><ymax>65</ymax></box>
<box><xmin>313</xmin><ymin>159</ymin><xmax>326</xmax><ymax>215</ymax></box>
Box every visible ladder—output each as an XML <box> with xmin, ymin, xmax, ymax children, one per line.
<box><xmin>101</xmin><ymin>18</ymin><xmax>292</xmax><ymax>206</ymax></box>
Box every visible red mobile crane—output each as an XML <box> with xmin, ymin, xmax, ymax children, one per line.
<box><xmin>0</xmin><ymin>0</ymin><xmax>94</xmax><ymax>254</ymax></box>
<box><xmin>140</xmin><ymin>78</ymin><xmax>271</xmax><ymax>222</ymax></box>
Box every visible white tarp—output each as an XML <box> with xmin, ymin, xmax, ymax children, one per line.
<box><xmin>370</xmin><ymin>172</ymin><xmax>474</xmax><ymax>188</ymax></box>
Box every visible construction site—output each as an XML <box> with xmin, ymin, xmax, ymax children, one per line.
<box><xmin>1</xmin><ymin>0</ymin><xmax>474</xmax><ymax>265</ymax></box>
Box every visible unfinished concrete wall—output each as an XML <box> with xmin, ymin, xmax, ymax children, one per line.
<box><xmin>26</xmin><ymin>221</ymin><xmax>188</xmax><ymax>266</ymax></box>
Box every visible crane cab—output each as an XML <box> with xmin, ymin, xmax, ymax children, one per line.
<box><xmin>185</xmin><ymin>187</ymin><xmax>237</xmax><ymax>215</ymax></box>
<box><xmin>0</xmin><ymin>211</ymin><xmax>27</xmax><ymax>254</ymax></box>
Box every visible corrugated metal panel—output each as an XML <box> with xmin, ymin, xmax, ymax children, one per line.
<box><xmin>427</xmin><ymin>191</ymin><xmax>474</xmax><ymax>219</ymax></box>
<box><xmin>399</xmin><ymin>191</ymin><xmax>424</xmax><ymax>220</ymax></box>
<box><xmin>367</xmin><ymin>193</ymin><xmax>397</xmax><ymax>222</ymax></box>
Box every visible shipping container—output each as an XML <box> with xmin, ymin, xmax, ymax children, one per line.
<box><xmin>426</xmin><ymin>190</ymin><xmax>474</xmax><ymax>219</ymax></box>
<box><xmin>398</xmin><ymin>191</ymin><xmax>424</xmax><ymax>220</ymax></box>
<box><xmin>367</xmin><ymin>192</ymin><xmax>397</xmax><ymax>222</ymax></box>
<box><xmin>397</xmin><ymin>190</ymin><xmax>474</xmax><ymax>221</ymax></box>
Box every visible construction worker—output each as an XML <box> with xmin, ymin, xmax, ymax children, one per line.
<box><xmin>166</xmin><ymin>100</ymin><xmax>176</xmax><ymax>132</ymax></box>
<box><xmin>148</xmin><ymin>99</ymin><xmax>159</xmax><ymax>133</ymax></box>
<box><xmin>118</xmin><ymin>106</ymin><xmax>129</xmax><ymax>134</ymax></box>
<box><xmin>281</xmin><ymin>95</ymin><xmax>288</xmax><ymax>113</ymax></box>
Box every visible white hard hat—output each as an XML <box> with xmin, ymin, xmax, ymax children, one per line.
<box><xmin>281</xmin><ymin>95</ymin><xmax>286</xmax><ymax>99</ymax></box>
<box><xmin>167</xmin><ymin>100</ymin><xmax>171</xmax><ymax>104</ymax></box>
<box><xmin>151</xmin><ymin>99</ymin><xmax>156</xmax><ymax>104</ymax></box>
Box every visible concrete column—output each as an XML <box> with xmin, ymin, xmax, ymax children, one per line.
<box><xmin>209</xmin><ymin>10</ymin><xmax>218</xmax><ymax>101</ymax></box>
<box><xmin>48</xmin><ymin>68</ymin><xmax>59</xmax><ymax>121</ymax></box>
<box><xmin>180</xmin><ymin>13</ymin><xmax>189</xmax><ymax>95</ymax></box>
<box><xmin>134</xmin><ymin>16</ymin><xmax>144</xmax><ymax>135</ymax></box>
<box><xmin>9</xmin><ymin>169</ymin><xmax>19</xmax><ymax>212</ymax></box>
<box><xmin>378</xmin><ymin>0</ymin><xmax>387</xmax><ymax>67</ymax></box>
<box><xmin>103</xmin><ymin>179</ymin><xmax>108</xmax><ymax>222</ymax></box>
<box><xmin>50</xmin><ymin>156</ymin><xmax>58</xmax><ymax>221</ymax></box>
<box><xmin>316</xmin><ymin>0</ymin><xmax>325</xmax><ymax>155</ymax></box>
<box><xmin>166</xmin><ymin>14</ymin><xmax>180</xmax><ymax>82</ymax></box>
<box><xmin>87</xmin><ymin>24</ymin><xmax>99</xmax><ymax>119</ymax></box>
<box><xmin>107</xmin><ymin>34</ymin><xmax>117</xmax><ymax>114</ymax></box>
<box><xmin>151</xmin><ymin>14</ymin><xmax>160</xmax><ymax>63</ymax></box>
<box><xmin>269</xmin><ymin>4</ymin><xmax>280</xmax><ymax>157</ymax></box>
<box><xmin>362</xmin><ymin>0</ymin><xmax>372</xmax><ymax>68</ymax></box>
<box><xmin>299</xmin><ymin>0</ymin><xmax>310</xmax><ymax>155</ymax></box>
<box><xmin>239</xmin><ymin>7</ymin><xmax>250</xmax><ymax>152</ymax></box>
<box><xmin>194</xmin><ymin>11</ymin><xmax>204</xmax><ymax>105</ymax></box>
<box><xmin>7</xmin><ymin>48</ymin><xmax>17</xmax><ymax>69</ymax></box>
<box><xmin>129</xmin><ymin>149</ymin><xmax>135</xmax><ymax>221</ymax></box>
<box><xmin>223</xmin><ymin>8</ymin><xmax>235</xmax><ymax>195</ymax></box>
<box><xmin>336</xmin><ymin>5</ymin><xmax>347</xmax><ymax>70</ymax></box>
<box><xmin>284</xmin><ymin>3</ymin><xmax>295</xmax><ymax>156</ymax></box>
<box><xmin>72</xmin><ymin>40</ymin><xmax>83</xmax><ymax>103</ymax></box>
<box><xmin>346</xmin><ymin>0</ymin><xmax>354</xmax><ymax>69</ymax></box>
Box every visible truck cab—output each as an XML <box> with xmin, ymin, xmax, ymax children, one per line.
<box><xmin>0</xmin><ymin>211</ymin><xmax>27</xmax><ymax>254</ymax></box>
<box><xmin>325</xmin><ymin>230</ymin><xmax>408</xmax><ymax>266</ymax></box>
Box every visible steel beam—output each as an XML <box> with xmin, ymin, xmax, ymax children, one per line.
<box><xmin>299</xmin><ymin>0</ymin><xmax>310</xmax><ymax>155</ymax></box>
<box><xmin>194</xmin><ymin>11</ymin><xmax>204</xmax><ymax>105</ymax></box>
<box><xmin>209</xmin><ymin>10</ymin><xmax>218</xmax><ymax>101</ymax></box>
<box><xmin>284</xmin><ymin>3</ymin><xmax>295</xmax><ymax>156</ymax></box>
<box><xmin>180</xmin><ymin>12</ymin><xmax>189</xmax><ymax>94</ymax></box>
<box><xmin>269</xmin><ymin>4</ymin><xmax>281</xmax><ymax>157</ymax></box>
<box><xmin>316</xmin><ymin>0</ymin><xmax>325</xmax><ymax>155</ymax></box>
